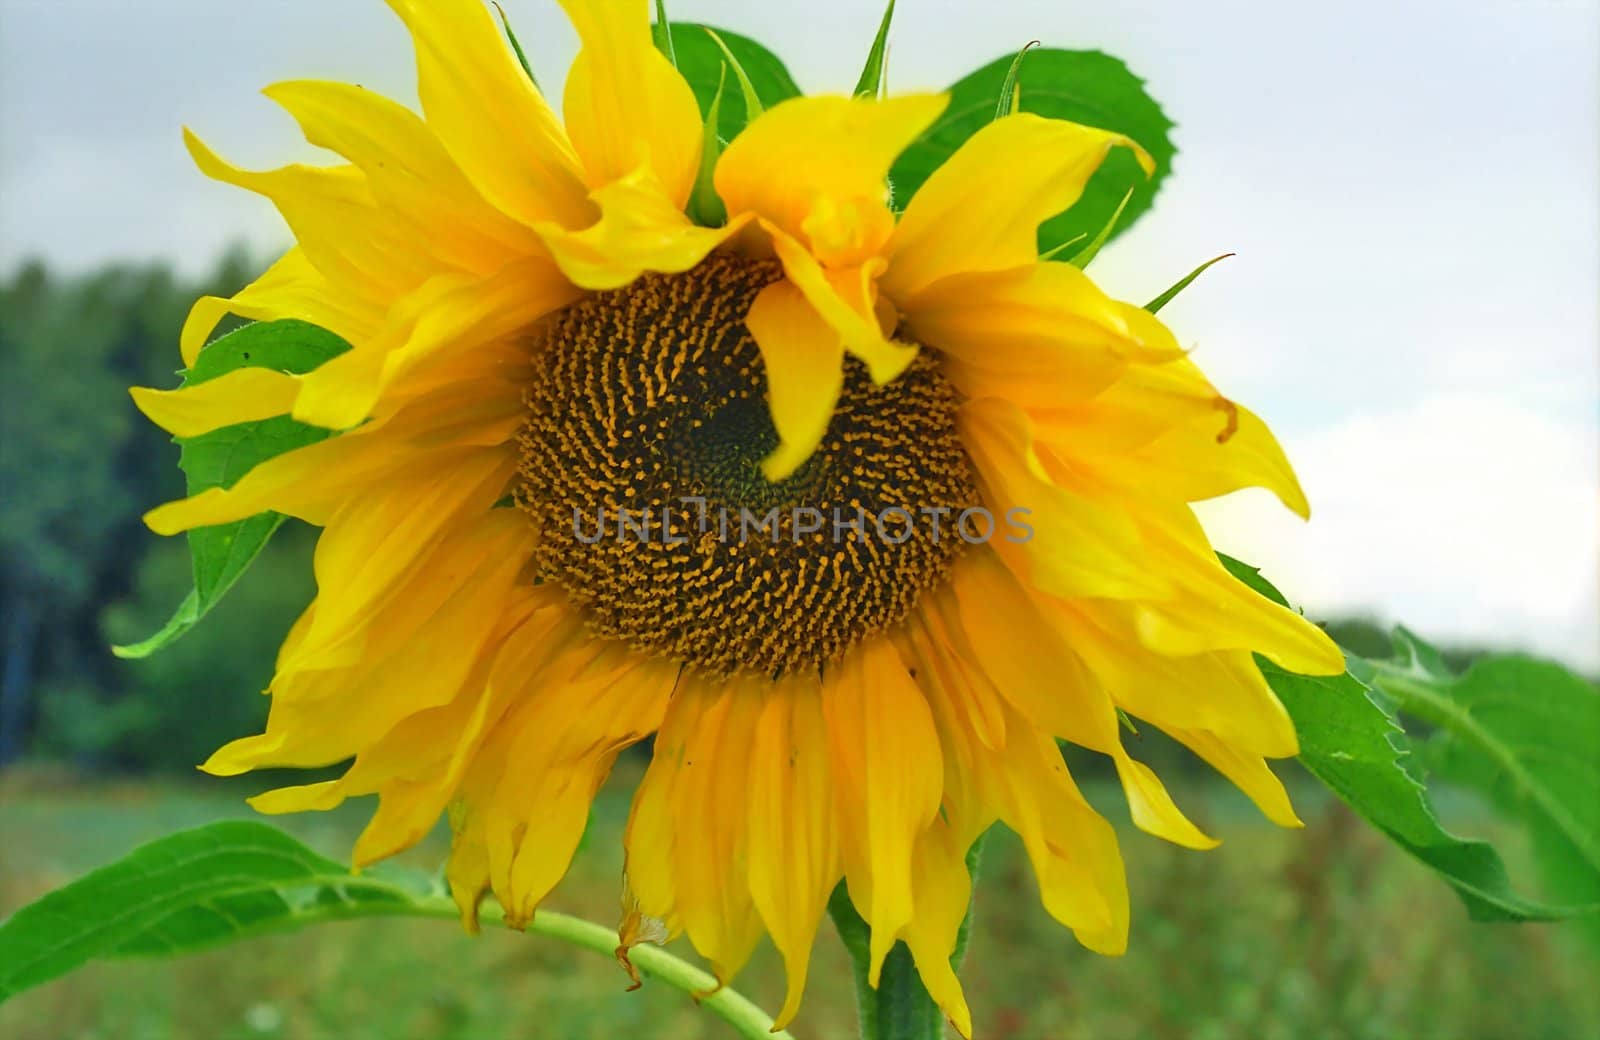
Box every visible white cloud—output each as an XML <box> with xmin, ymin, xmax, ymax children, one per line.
<box><xmin>1199</xmin><ymin>394</ymin><xmax>1600</xmax><ymax>670</ymax></box>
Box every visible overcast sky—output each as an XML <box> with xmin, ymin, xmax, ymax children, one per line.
<box><xmin>3</xmin><ymin>0</ymin><xmax>1597</xmax><ymax>668</ymax></box>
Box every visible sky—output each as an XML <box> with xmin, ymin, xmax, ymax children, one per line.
<box><xmin>2</xmin><ymin>0</ymin><xmax>1597</xmax><ymax>668</ymax></box>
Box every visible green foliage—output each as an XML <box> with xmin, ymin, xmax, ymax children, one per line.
<box><xmin>0</xmin><ymin>254</ymin><xmax>253</xmax><ymax>767</ymax></box>
<box><xmin>0</xmin><ymin>820</ymin><xmax>788</xmax><ymax>1037</ymax></box>
<box><xmin>4</xmin><ymin>778</ymin><xmax>1597</xmax><ymax>1039</ymax></box>
<box><xmin>115</xmin><ymin>320</ymin><xmax>349</xmax><ymax>659</ymax></box>
<box><xmin>1364</xmin><ymin>630</ymin><xmax>1600</xmax><ymax>943</ymax></box>
<box><xmin>1222</xmin><ymin>555</ymin><xmax>1594</xmax><ymax>923</ymax></box>
<box><xmin>73</xmin><ymin>532</ymin><xmax>314</xmax><ymax>771</ymax></box>
<box><xmin>0</xmin><ymin>821</ymin><xmax>432</xmax><ymax>1002</ymax></box>
<box><xmin>890</xmin><ymin>49</ymin><xmax>1176</xmax><ymax>254</ymax></box>
<box><xmin>667</xmin><ymin>24</ymin><xmax>799</xmax><ymax>145</ymax></box>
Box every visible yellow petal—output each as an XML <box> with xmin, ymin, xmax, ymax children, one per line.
<box><xmin>1111</xmin><ymin>751</ymin><xmax>1219</xmax><ymax>849</ymax></box>
<box><xmin>716</xmin><ymin>93</ymin><xmax>947</xmax><ymax>264</ymax></box>
<box><xmin>143</xmin><ymin>377</ymin><xmax>521</xmax><ymax>535</ymax></box>
<box><xmin>666</xmin><ymin>672</ymin><xmax>767</xmax><ymax>983</ymax></box>
<box><xmin>717</xmin><ymin>94</ymin><xmax>948</xmax><ymax>263</ymax></box>
<box><xmin>903</xmin><ymin>262</ymin><xmax>1138</xmax><ymax>406</ymax></box>
<box><xmin>1125</xmin><ymin>397</ymin><xmax>1310</xmax><ymax>519</ymax></box>
<box><xmin>747</xmin><ymin>677</ymin><xmax>840</xmax><ymax>1030</ymax></box>
<box><xmin>1132</xmin><ymin>508</ymin><xmax>1346</xmax><ymax>675</ymax></box>
<box><xmin>264</xmin><ymin>79</ymin><xmax>541</xmax><ymax>271</ymax></box>
<box><xmin>291</xmin><ymin>453</ymin><xmax>514</xmax><ymax>666</ymax></box>
<box><xmin>499</xmin><ymin>648</ymin><xmax>677</xmax><ymax>924</ymax></box>
<box><xmin>902</xmin><ymin>604</ymin><xmax>1007</xmax><ymax>755</ymax></box>
<box><xmin>1167</xmin><ymin>727</ymin><xmax>1304</xmax><ymax>828</ymax></box>
<box><xmin>745</xmin><ymin>279</ymin><xmax>845</xmax><ymax>481</ymax></box>
<box><xmin>883</xmin><ymin>112</ymin><xmax>1150</xmax><ymax>302</ymax></box>
<box><xmin>130</xmin><ymin>368</ymin><xmax>301</xmax><ymax>439</ymax></box>
<box><xmin>769</xmin><ymin>229</ymin><xmax>917</xmax><ymax>385</ymax></box>
<box><xmin>383</xmin><ymin>0</ymin><xmax>593</xmax><ymax>229</ymax></box>
<box><xmin>1062</xmin><ymin>604</ymin><xmax>1299</xmax><ymax>758</ymax></box>
<box><xmin>957</xmin><ymin>397</ymin><xmax>1168</xmax><ymax>600</ymax></box>
<box><xmin>533</xmin><ymin>167</ymin><xmax>750</xmax><ymax>290</ymax></box>
<box><xmin>202</xmin><ymin>510</ymin><xmax>534</xmax><ymax>776</ymax></box>
<box><xmin>900</xmin><ymin>822</ymin><xmax>975</xmax><ymax>1039</ymax></box>
<box><xmin>991</xmin><ymin>710</ymin><xmax>1129</xmax><ymax>954</ymax></box>
<box><xmin>180</xmin><ymin>248</ymin><xmax>382</xmax><ymax>367</ymax></box>
<box><xmin>184</xmin><ymin>129</ymin><xmax>433</xmax><ymax>299</ymax></box>
<box><xmin>938</xmin><ymin>548</ymin><xmax>1120</xmax><ymax>752</ymax></box>
<box><xmin>555</xmin><ymin>0</ymin><xmax>702</xmax><ymax>205</ymax></box>
<box><xmin>822</xmin><ymin>637</ymin><xmax>943</xmax><ymax>985</ymax></box>
<box><xmin>291</xmin><ymin>258</ymin><xmax>581</xmax><ymax>431</ymax></box>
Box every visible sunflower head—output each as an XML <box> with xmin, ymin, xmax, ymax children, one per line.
<box><xmin>516</xmin><ymin>253</ymin><xmax>979</xmax><ymax>676</ymax></box>
<box><xmin>130</xmin><ymin>1</ymin><xmax>1344</xmax><ymax>1035</ymax></box>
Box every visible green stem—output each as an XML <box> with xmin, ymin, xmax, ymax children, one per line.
<box><xmin>827</xmin><ymin>833</ymin><xmax>987</xmax><ymax>1040</ymax></box>
<box><xmin>402</xmin><ymin>896</ymin><xmax>790</xmax><ymax>1040</ymax></box>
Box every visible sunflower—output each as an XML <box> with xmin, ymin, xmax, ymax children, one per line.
<box><xmin>131</xmin><ymin>0</ymin><xmax>1343</xmax><ymax>1033</ymax></box>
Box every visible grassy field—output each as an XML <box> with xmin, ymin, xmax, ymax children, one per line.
<box><xmin>2</xmin><ymin>762</ymin><xmax>1595</xmax><ymax>1040</ymax></box>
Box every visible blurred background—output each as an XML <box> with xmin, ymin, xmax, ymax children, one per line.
<box><xmin>1</xmin><ymin>1</ymin><xmax>1596</xmax><ymax>1037</ymax></box>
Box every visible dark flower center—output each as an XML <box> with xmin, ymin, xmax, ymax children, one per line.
<box><xmin>515</xmin><ymin>253</ymin><xmax>978</xmax><ymax>677</ymax></box>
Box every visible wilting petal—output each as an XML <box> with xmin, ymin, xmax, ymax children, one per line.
<box><xmin>747</xmin><ymin>676</ymin><xmax>839</xmax><ymax>1029</ymax></box>
<box><xmin>938</xmin><ymin>548</ymin><xmax>1120</xmax><ymax>752</ymax></box>
<box><xmin>204</xmin><ymin>510</ymin><xmax>534</xmax><ymax>775</ymax></box>
<box><xmin>768</xmin><ymin>229</ymin><xmax>916</xmax><ymax>386</ymax></box>
<box><xmin>533</xmin><ymin>167</ymin><xmax>750</xmax><ymax>290</ymax></box>
<box><xmin>822</xmin><ymin>637</ymin><xmax>943</xmax><ymax>985</ymax></box>
<box><xmin>1165</xmin><ymin>727</ymin><xmax>1304</xmax><ymax>828</ymax></box>
<box><xmin>989</xmin><ymin>711</ymin><xmax>1130</xmax><ymax>955</ymax></box>
<box><xmin>900</xmin><ymin>821</ymin><xmax>975</xmax><ymax>1039</ymax></box>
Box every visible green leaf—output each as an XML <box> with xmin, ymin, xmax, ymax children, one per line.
<box><xmin>890</xmin><ymin>49</ymin><xmax>1175</xmax><ymax>255</ymax></box>
<box><xmin>1366</xmin><ymin>629</ymin><xmax>1600</xmax><ymax>937</ymax></box>
<box><xmin>853</xmin><ymin>0</ymin><xmax>897</xmax><ymax>98</ymax></box>
<box><xmin>113</xmin><ymin>320</ymin><xmax>349</xmax><ymax>659</ymax></box>
<box><xmin>0</xmin><ymin>821</ymin><xmax>421</xmax><ymax>1001</ymax></box>
<box><xmin>667</xmin><ymin>23</ymin><xmax>799</xmax><ymax>144</ymax></box>
<box><xmin>1144</xmin><ymin>252</ymin><xmax>1234</xmax><ymax>314</ymax></box>
<box><xmin>1219</xmin><ymin>555</ymin><xmax>1586</xmax><ymax>923</ymax></box>
<box><xmin>0</xmin><ymin>822</ymin><xmax>792</xmax><ymax>1036</ymax></box>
